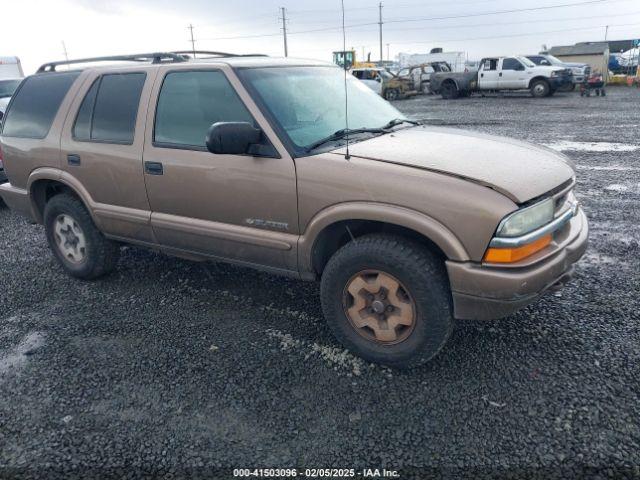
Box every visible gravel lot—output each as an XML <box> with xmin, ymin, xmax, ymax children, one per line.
<box><xmin>1</xmin><ymin>87</ymin><xmax>639</xmax><ymax>479</ymax></box>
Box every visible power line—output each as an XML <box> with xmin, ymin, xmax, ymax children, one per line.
<box><xmin>196</xmin><ymin>0</ymin><xmax>630</xmax><ymax>42</ymax></box>
<box><xmin>379</xmin><ymin>22</ymin><xmax>640</xmax><ymax>45</ymax></box>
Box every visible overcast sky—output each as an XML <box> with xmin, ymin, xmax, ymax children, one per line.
<box><xmin>4</xmin><ymin>0</ymin><xmax>640</xmax><ymax>73</ymax></box>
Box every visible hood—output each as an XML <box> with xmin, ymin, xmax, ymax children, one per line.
<box><xmin>333</xmin><ymin>126</ymin><xmax>575</xmax><ymax>204</ymax></box>
<box><xmin>531</xmin><ymin>65</ymin><xmax>569</xmax><ymax>75</ymax></box>
<box><xmin>562</xmin><ymin>62</ymin><xmax>588</xmax><ymax>68</ymax></box>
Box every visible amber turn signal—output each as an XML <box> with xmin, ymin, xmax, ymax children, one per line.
<box><xmin>483</xmin><ymin>234</ymin><xmax>552</xmax><ymax>263</ymax></box>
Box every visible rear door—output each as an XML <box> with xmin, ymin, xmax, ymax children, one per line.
<box><xmin>60</xmin><ymin>68</ymin><xmax>157</xmax><ymax>242</ymax></box>
<box><xmin>478</xmin><ymin>58</ymin><xmax>499</xmax><ymax>89</ymax></box>
<box><xmin>499</xmin><ymin>57</ymin><xmax>528</xmax><ymax>89</ymax></box>
<box><xmin>141</xmin><ymin>65</ymin><xmax>299</xmax><ymax>274</ymax></box>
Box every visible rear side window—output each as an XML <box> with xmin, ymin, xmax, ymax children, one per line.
<box><xmin>73</xmin><ymin>73</ymin><xmax>146</xmax><ymax>144</ymax></box>
<box><xmin>154</xmin><ymin>70</ymin><xmax>254</xmax><ymax>148</ymax></box>
<box><xmin>2</xmin><ymin>72</ymin><xmax>79</xmax><ymax>138</ymax></box>
<box><xmin>502</xmin><ymin>58</ymin><xmax>523</xmax><ymax>70</ymax></box>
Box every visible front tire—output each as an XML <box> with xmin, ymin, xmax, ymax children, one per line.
<box><xmin>531</xmin><ymin>79</ymin><xmax>550</xmax><ymax>98</ymax></box>
<box><xmin>384</xmin><ymin>89</ymin><xmax>400</xmax><ymax>101</ymax></box>
<box><xmin>320</xmin><ymin>234</ymin><xmax>453</xmax><ymax>369</ymax></box>
<box><xmin>44</xmin><ymin>193</ymin><xmax>120</xmax><ymax>279</ymax></box>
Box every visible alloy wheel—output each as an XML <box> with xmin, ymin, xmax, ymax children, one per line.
<box><xmin>53</xmin><ymin>214</ymin><xmax>87</xmax><ymax>264</ymax></box>
<box><xmin>342</xmin><ymin>270</ymin><xmax>416</xmax><ymax>345</ymax></box>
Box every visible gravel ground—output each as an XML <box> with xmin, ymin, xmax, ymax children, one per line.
<box><xmin>1</xmin><ymin>87</ymin><xmax>639</xmax><ymax>479</ymax></box>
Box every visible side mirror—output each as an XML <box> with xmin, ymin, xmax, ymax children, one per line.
<box><xmin>376</xmin><ymin>76</ymin><xmax>382</xmax><ymax>83</ymax></box>
<box><xmin>206</xmin><ymin>122</ymin><xmax>262</xmax><ymax>155</ymax></box>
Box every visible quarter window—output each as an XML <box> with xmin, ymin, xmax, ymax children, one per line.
<box><xmin>2</xmin><ymin>72</ymin><xmax>79</xmax><ymax>138</ymax></box>
<box><xmin>73</xmin><ymin>73</ymin><xmax>146</xmax><ymax>144</ymax></box>
<box><xmin>154</xmin><ymin>70</ymin><xmax>254</xmax><ymax>148</ymax></box>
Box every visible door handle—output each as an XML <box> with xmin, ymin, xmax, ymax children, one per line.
<box><xmin>67</xmin><ymin>154</ymin><xmax>81</xmax><ymax>166</ymax></box>
<box><xmin>499</xmin><ymin>72</ymin><xmax>503</xmax><ymax>77</ymax></box>
<box><xmin>480</xmin><ymin>73</ymin><xmax>484</xmax><ymax>78</ymax></box>
<box><xmin>144</xmin><ymin>161</ymin><xmax>163</xmax><ymax>175</ymax></box>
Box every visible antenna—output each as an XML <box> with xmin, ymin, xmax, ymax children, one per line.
<box><xmin>340</xmin><ymin>0</ymin><xmax>351</xmax><ymax>160</ymax></box>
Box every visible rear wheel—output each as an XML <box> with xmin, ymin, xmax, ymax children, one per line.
<box><xmin>440</xmin><ymin>81</ymin><xmax>459</xmax><ymax>99</ymax></box>
<box><xmin>44</xmin><ymin>193</ymin><xmax>120</xmax><ymax>279</ymax></box>
<box><xmin>531</xmin><ymin>79</ymin><xmax>550</xmax><ymax>98</ymax></box>
<box><xmin>320</xmin><ymin>234</ymin><xmax>453</xmax><ymax>369</ymax></box>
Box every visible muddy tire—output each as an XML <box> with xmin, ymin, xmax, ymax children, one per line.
<box><xmin>440</xmin><ymin>81</ymin><xmax>459</xmax><ymax>99</ymax></box>
<box><xmin>320</xmin><ymin>234</ymin><xmax>453</xmax><ymax>369</ymax></box>
<box><xmin>44</xmin><ymin>193</ymin><xmax>120</xmax><ymax>279</ymax></box>
<box><xmin>384</xmin><ymin>89</ymin><xmax>400</xmax><ymax>101</ymax></box>
<box><xmin>531</xmin><ymin>79</ymin><xmax>550</xmax><ymax>98</ymax></box>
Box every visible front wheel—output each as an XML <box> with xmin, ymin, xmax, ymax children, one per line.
<box><xmin>44</xmin><ymin>193</ymin><xmax>120</xmax><ymax>279</ymax></box>
<box><xmin>531</xmin><ymin>79</ymin><xmax>550</xmax><ymax>98</ymax></box>
<box><xmin>320</xmin><ymin>234</ymin><xmax>453</xmax><ymax>369</ymax></box>
<box><xmin>384</xmin><ymin>89</ymin><xmax>400</xmax><ymax>101</ymax></box>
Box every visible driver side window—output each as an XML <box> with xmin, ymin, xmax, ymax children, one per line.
<box><xmin>154</xmin><ymin>70</ymin><xmax>254</xmax><ymax>149</ymax></box>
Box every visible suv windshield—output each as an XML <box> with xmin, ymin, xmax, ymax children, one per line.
<box><xmin>0</xmin><ymin>79</ymin><xmax>21</xmax><ymax>99</ymax></box>
<box><xmin>238</xmin><ymin>66</ymin><xmax>406</xmax><ymax>153</ymax></box>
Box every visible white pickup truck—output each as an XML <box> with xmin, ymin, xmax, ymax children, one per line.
<box><xmin>430</xmin><ymin>56</ymin><xmax>574</xmax><ymax>99</ymax></box>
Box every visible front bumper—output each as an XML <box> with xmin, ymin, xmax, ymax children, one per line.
<box><xmin>550</xmin><ymin>75</ymin><xmax>573</xmax><ymax>89</ymax></box>
<box><xmin>447</xmin><ymin>208</ymin><xmax>588</xmax><ymax>320</ymax></box>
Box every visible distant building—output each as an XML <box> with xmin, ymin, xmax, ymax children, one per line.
<box><xmin>607</xmin><ymin>39</ymin><xmax>637</xmax><ymax>55</ymax></box>
<box><xmin>545</xmin><ymin>42</ymin><xmax>610</xmax><ymax>80</ymax></box>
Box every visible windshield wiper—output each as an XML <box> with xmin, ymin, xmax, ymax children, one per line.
<box><xmin>381</xmin><ymin>118</ymin><xmax>420</xmax><ymax>129</ymax></box>
<box><xmin>305</xmin><ymin>127</ymin><xmax>383</xmax><ymax>152</ymax></box>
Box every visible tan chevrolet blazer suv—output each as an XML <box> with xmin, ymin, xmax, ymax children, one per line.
<box><xmin>0</xmin><ymin>52</ymin><xmax>588</xmax><ymax>368</ymax></box>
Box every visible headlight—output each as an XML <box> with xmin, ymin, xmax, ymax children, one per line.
<box><xmin>496</xmin><ymin>198</ymin><xmax>554</xmax><ymax>237</ymax></box>
<box><xmin>550</xmin><ymin>71</ymin><xmax>558</xmax><ymax>77</ymax></box>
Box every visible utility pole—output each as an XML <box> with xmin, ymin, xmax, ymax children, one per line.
<box><xmin>188</xmin><ymin>24</ymin><xmax>196</xmax><ymax>57</ymax></box>
<box><xmin>280</xmin><ymin>7</ymin><xmax>289</xmax><ymax>57</ymax></box>
<box><xmin>378</xmin><ymin>2</ymin><xmax>383</xmax><ymax>63</ymax></box>
<box><xmin>386</xmin><ymin>43</ymin><xmax>390</xmax><ymax>62</ymax></box>
<box><xmin>604</xmin><ymin>25</ymin><xmax>609</xmax><ymax>41</ymax></box>
<box><xmin>61</xmin><ymin>41</ymin><xmax>69</xmax><ymax>61</ymax></box>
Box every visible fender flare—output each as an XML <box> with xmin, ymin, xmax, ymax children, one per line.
<box><xmin>298</xmin><ymin>202</ymin><xmax>470</xmax><ymax>273</ymax></box>
<box><xmin>27</xmin><ymin>168</ymin><xmax>100</xmax><ymax>225</ymax></box>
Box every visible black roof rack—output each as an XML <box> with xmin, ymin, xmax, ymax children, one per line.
<box><xmin>36</xmin><ymin>52</ymin><xmax>188</xmax><ymax>73</ymax></box>
<box><xmin>171</xmin><ymin>50</ymin><xmax>269</xmax><ymax>58</ymax></box>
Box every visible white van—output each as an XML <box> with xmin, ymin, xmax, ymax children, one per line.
<box><xmin>0</xmin><ymin>57</ymin><xmax>24</xmax><ymax>80</ymax></box>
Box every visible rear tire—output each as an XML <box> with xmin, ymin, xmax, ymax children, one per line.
<box><xmin>44</xmin><ymin>193</ymin><xmax>120</xmax><ymax>279</ymax></box>
<box><xmin>440</xmin><ymin>81</ymin><xmax>459</xmax><ymax>99</ymax></box>
<box><xmin>320</xmin><ymin>234</ymin><xmax>453</xmax><ymax>369</ymax></box>
<box><xmin>531</xmin><ymin>79</ymin><xmax>550</xmax><ymax>98</ymax></box>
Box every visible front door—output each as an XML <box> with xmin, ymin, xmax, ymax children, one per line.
<box><xmin>142</xmin><ymin>65</ymin><xmax>299</xmax><ymax>274</ymax></box>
